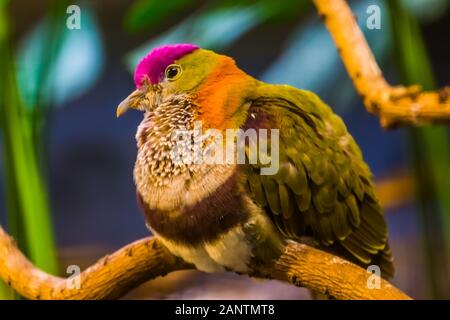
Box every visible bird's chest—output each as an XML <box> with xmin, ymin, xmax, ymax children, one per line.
<box><xmin>136</xmin><ymin>164</ymin><xmax>257</xmax><ymax>273</ymax></box>
<box><xmin>138</xmin><ymin>170</ymin><xmax>247</xmax><ymax>240</ymax></box>
<box><xmin>136</xmin><ymin>161</ymin><xmax>251</xmax><ymax>243</ymax></box>
<box><xmin>133</xmin><ymin>115</ymin><xmax>260</xmax><ymax>272</ymax></box>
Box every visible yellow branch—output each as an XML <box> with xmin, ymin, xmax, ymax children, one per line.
<box><xmin>0</xmin><ymin>226</ymin><xmax>191</xmax><ymax>299</ymax></box>
<box><xmin>313</xmin><ymin>0</ymin><xmax>450</xmax><ymax>128</ymax></box>
<box><xmin>0</xmin><ymin>225</ymin><xmax>410</xmax><ymax>300</ymax></box>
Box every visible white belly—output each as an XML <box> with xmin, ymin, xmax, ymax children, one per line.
<box><xmin>150</xmin><ymin>224</ymin><xmax>253</xmax><ymax>273</ymax></box>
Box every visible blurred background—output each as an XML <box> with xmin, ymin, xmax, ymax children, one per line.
<box><xmin>0</xmin><ymin>0</ymin><xmax>450</xmax><ymax>300</ymax></box>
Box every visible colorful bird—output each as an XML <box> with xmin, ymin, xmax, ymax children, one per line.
<box><xmin>117</xmin><ymin>43</ymin><xmax>394</xmax><ymax>278</ymax></box>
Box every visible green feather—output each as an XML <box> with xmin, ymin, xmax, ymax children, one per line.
<box><xmin>345</xmin><ymin>194</ymin><xmax>360</xmax><ymax>227</ymax></box>
<box><xmin>331</xmin><ymin>202</ymin><xmax>351</xmax><ymax>240</ymax></box>
<box><xmin>295</xmin><ymin>189</ymin><xmax>311</xmax><ymax>212</ymax></box>
<box><xmin>279</xmin><ymin>183</ymin><xmax>294</xmax><ymax>219</ymax></box>
<box><xmin>240</xmin><ymin>83</ymin><xmax>393</xmax><ymax>276</ymax></box>
<box><xmin>261</xmin><ymin>176</ymin><xmax>281</xmax><ymax>215</ymax></box>
<box><xmin>248</xmin><ymin>174</ymin><xmax>267</xmax><ymax>207</ymax></box>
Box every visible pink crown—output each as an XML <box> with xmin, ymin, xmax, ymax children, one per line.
<box><xmin>134</xmin><ymin>43</ymin><xmax>199</xmax><ymax>87</ymax></box>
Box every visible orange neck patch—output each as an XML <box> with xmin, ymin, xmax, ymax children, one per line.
<box><xmin>195</xmin><ymin>56</ymin><xmax>255</xmax><ymax>130</ymax></box>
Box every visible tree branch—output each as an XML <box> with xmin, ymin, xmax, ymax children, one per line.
<box><xmin>253</xmin><ymin>242</ymin><xmax>410</xmax><ymax>300</ymax></box>
<box><xmin>313</xmin><ymin>0</ymin><xmax>450</xmax><ymax>128</ymax></box>
<box><xmin>0</xmin><ymin>225</ymin><xmax>411</xmax><ymax>300</ymax></box>
<box><xmin>0</xmin><ymin>225</ymin><xmax>192</xmax><ymax>300</ymax></box>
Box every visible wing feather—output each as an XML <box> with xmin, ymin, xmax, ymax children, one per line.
<box><xmin>242</xmin><ymin>85</ymin><xmax>394</xmax><ymax>277</ymax></box>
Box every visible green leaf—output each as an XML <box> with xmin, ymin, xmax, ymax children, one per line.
<box><xmin>17</xmin><ymin>7</ymin><xmax>104</xmax><ymax>109</ymax></box>
<box><xmin>124</xmin><ymin>0</ymin><xmax>313</xmax><ymax>72</ymax></box>
<box><xmin>124</xmin><ymin>0</ymin><xmax>196</xmax><ymax>32</ymax></box>
<box><xmin>0</xmin><ymin>0</ymin><xmax>59</xmax><ymax>282</ymax></box>
<box><xmin>125</xmin><ymin>4</ymin><xmax>266</xmax><ymax>72</ymax></box>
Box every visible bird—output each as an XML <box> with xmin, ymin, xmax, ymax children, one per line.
<box><xmin>116</xmin><ymin>43</ymin><xmax>394</xmax><ymax>279</ymax></box>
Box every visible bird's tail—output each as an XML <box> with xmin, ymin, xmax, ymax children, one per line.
<box><xmin>371</xmin><ymin>241</ymin><xmax>395</xmax><ymax>279</ymax></box>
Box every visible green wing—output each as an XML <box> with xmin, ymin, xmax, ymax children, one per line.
<box><xmin>242</xmin><ymin>84</ymin><xmax>394</xmax><ymax>277</ymax></box>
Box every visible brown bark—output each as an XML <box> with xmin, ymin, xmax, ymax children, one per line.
<box><xmin>313</xmin><ymin>0</ymin><xmax>450</xmax><ymax>128</ymax></box>
<box><xmin>0</xmin><ymin>226</ymin><xmax>191</xmax><ymax>299</ymax></box>
<box><xmin>257</xmin><ymin>242</ymin><xmax>410</xmax><ymax>300</ymax></box>
<box><xmin>0</xmin><ymin>225</ymin><xmax>410</xmax><ymax>300</ymax></box>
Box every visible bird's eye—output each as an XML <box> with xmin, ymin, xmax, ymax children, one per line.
<box><xmin>165</xmin><ymin>64</ymin><xmax>182</xmax><ymax>81</ymax></box>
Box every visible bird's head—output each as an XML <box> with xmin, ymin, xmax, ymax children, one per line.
<box><xmin>116</xmin><ymin>43</ymin><xmax>257</xmax><ymax>130</ymax></box>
